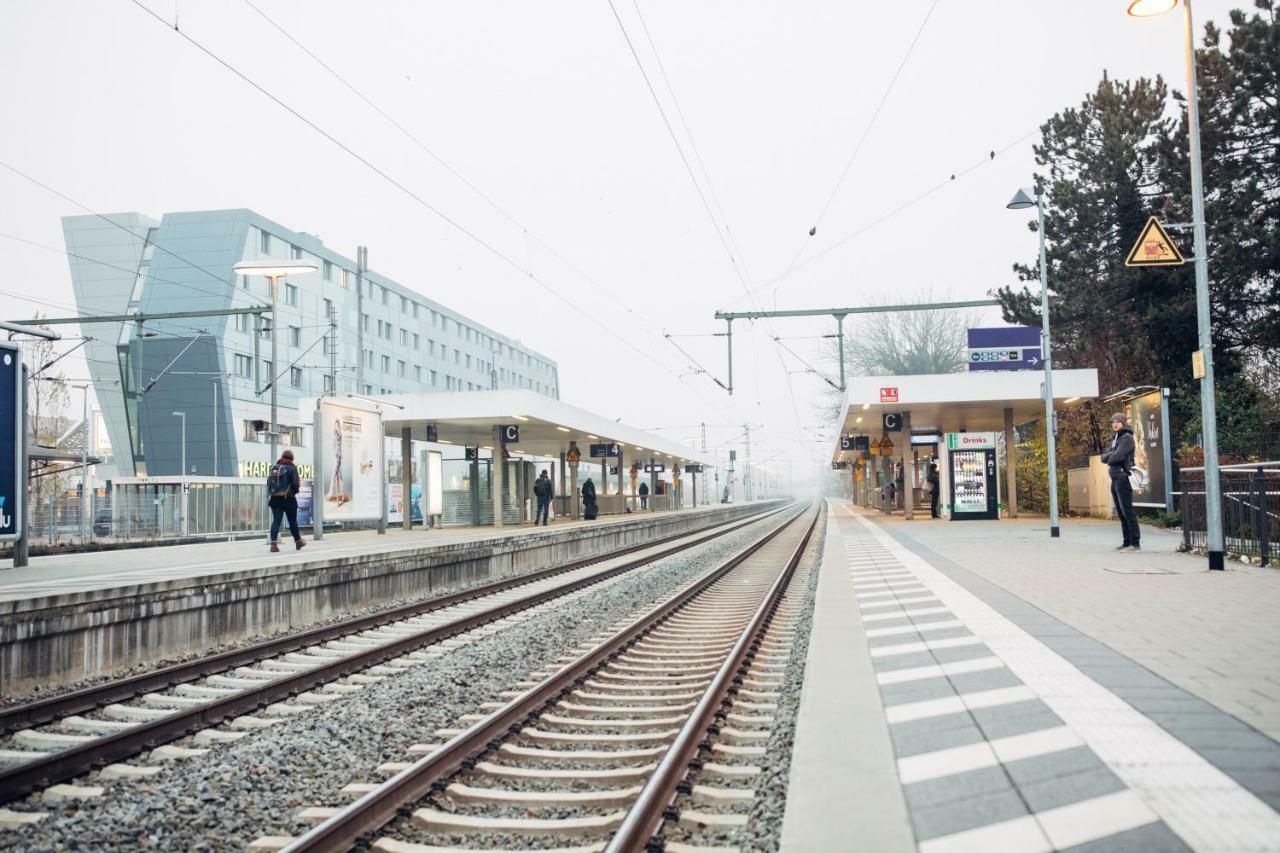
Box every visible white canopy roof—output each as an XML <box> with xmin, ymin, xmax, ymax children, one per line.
<box><xmin>831</xmin><ymin>368</ymin><xmax>1099</xmax><ymax>464</ymax></box>
<box><xmin>303</xmin><ymin>390</ymin><xmax>714</xmax><ymax>468</ymax></box>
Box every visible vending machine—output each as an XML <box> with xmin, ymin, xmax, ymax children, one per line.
<box><xmin>946</xmin><ymin>432</ymin><xmax>998</xmax><ymax>521</ymax></box>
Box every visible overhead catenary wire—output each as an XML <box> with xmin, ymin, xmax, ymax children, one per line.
<box><xmin>778</xmin><ymin>0</ymin><xmax>941</xmax><ymax>280</ymax></box>
<box><xmin>125</xmin><ymin>0</ymin><xmax>732</xmax><ymax>424</ymax></box>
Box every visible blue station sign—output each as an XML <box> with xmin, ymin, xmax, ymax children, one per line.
<box><xmin>967</xmin><ymin>326</ymin><xmax>1042</xmax><ymax>372</ymax></box>
<box><xmin>0</xmin><ymin>343</ymin><xmax>22</xmax><ymax>541</ymax></box>
<box><xmin>589</xmin><ymin>443</ymin><xmax>621</xmax><ymax>458</ymax></box>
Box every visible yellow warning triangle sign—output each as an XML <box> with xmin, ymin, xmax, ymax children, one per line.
<box><xmin>1125</xmin><ymin>216</ymin><xmax>1185</xmax><ymax>267</ymax></box>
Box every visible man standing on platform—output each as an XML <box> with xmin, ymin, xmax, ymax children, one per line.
<box><xmin>533</xmin><ymin>469</ymin><xmax>553</xmax><ymax>526</ymax></box>
<box><xmin>1102</xmin><ymin>412</ymin><xmax>1141</xmax><ymax>552</ymax></box>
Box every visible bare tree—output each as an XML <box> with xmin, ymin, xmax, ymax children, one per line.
<box><xmin>813</xmin><ymin>288</ymin><xmax>978</xmax><ymax>425</ymax></box>
<box><xmin>19</xmin><ymin>321</ymin><xmax>70</xmax><ymax>527</ymax></box>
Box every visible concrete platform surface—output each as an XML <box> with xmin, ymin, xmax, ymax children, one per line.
<box><xmin>0</xmin><ymin>506</ymin><xmax>718</xmax><ymax>605</ymax></box>
<box><xmin>783</xmin><ymin>500</ymin><xmax>1280</xmax><ymax>853</ymax></box>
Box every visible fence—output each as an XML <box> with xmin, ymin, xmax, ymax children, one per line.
<box><xmin>1178</xmin><ymin>462</ymin><xmax>1279</xmax><ymax>567</ymax></box>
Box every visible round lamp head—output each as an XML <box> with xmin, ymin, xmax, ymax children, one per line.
<box><xmin>232</xmin><ymin>259</ymin><xmax>319</xmax><ymax>278</ymax></box>
<box><xmin>1006</xmin><ymin>188</ymin><xmax>1037</xmax><ymax>210</ymax></box>
<box><xmin>1127</xmin><ymin>0</ymin><xmax>1178</xmax><ymax>16</ymax></box>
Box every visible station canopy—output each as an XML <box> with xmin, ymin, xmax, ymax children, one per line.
<box><xmin>321</xmin><ymin>389</ymin><xmax>715</xmax><ymax>469</ymax></box>
<box><xmin>830</xmin><ymin>369</ymin><xmax>1099</xmax><ymax>465</ymax></box>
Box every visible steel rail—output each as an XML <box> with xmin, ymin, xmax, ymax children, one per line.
<box><xmin>0</xmin><ymin>504</ymin><xmax>790</xmax><ymax>803</ymax></box>
<box><xmin>606</xmin><ymin>506</ymin><xmax>819</xmax><ymax>852</ymax></box>
<box><xmin>0</xmin><ymin>503</ymin><xmax>783</xmax><ymax>737</ymax></box>
<box><xmin>280</xmin><ymin>502</ymin><xmax>812</xmax><ymax>853</ymax></box>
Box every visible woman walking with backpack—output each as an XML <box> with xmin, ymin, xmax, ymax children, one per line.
<box><xmin>267</xmin><ymin>449</ymin><xmax>307</xmax><ymax>553</ymax></box>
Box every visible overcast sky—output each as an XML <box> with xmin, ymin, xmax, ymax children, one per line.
<box><xmin>0</xmin><ymin>0</ymin><xmax>1244</xmax><ymax>487</ymax></box>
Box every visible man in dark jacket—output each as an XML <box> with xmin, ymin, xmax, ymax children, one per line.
<box><xmin>268</xmin><ymin>449</ymin><xmax>307</xmax><ymax>553</ymax></box>
<box><xmin>638</xmin><ymin>480</ymin><xmax>649</xmax><ymax>509</ymax></box>
<box><xmin>533</xmin><ymin>469</ymin><xmax>553</xmax><ymax>526</ymax></box>
<box><xmin>1101</xmin><ymin>412</ymin><xmax>1140</xmax><ymax>552</ymax></box>
<box><xmin>582</xmin><ymin>477</ymin><xmax>598</xmax><ymax>520</ymax></box>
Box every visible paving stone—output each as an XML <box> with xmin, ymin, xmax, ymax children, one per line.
<box><xmin>948</xmin><ymin>667</ymin><xmax>1022</xmax><ymax>695</ymax></box>
<box><xmin>1196</xmin><ymin>747</ymin><xmax>1280</xmax><ymax>772</ymax></box>
<box><xmin>968</xmin><ymin>699</ymin><xmax>1054</xmax><ymax>728</ymax></box>
<box><xmin>867</xmin><ymin>625</ymin><xmax>972</xmax><ymax>648</ymax></box>
<box><xmin>929</xmin><ymin>644</ymin><xmax>995</xmax><ymax>666</ymax></box>
<box><xmin>879</xmin><ymin>677</ymin><xmax>957</xmax><ymax>707</ymax></box>
<box><xmin>974</xmin><ymin>708</ymin><xmax>1065</xmax><ymax>741</ymax></box>
<box><xmin>1059</xmin><ymin>819</ymin><xmax>1193</xmax><ymax>853</ymax></box>
<box><xmin>1016</xmin><ymin>766</ymin><xmax>1128</xmax><ymax>813</ymax></box>
<box><xmin>909</xmin><ymin>787</ymin><xmax>1028</xmax><ymax>842</ymax></box>
<box><xmin>874</xmin><ymin>650</ymin><xmax>944</xmax><ymax>672</ymax></box>
<box><xmin>902</xmin><ymin>766</ymin><xmax>1012</xmax><ymax>811</ymax></box>
<box><xmin>889</xmin><ymin>710</ymin><xmax>975</xmax><ymax>741</ymax></box>
<box><xmin>1003</xmin><ymin>745</ymin><xmax>1105</xmax><ymax>787</ymax></box>
<box><xmin>891</xmin><ymin>723</ymin><xmax>986</xmax><ymax>759</ymax></box>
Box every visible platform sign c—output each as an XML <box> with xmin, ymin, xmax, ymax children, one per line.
<box><xmin>0</xmin><ymin>344</ymin><xmax>20</xmax><ymax>541</ymax></box>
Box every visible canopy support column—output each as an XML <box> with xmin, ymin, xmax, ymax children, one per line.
<box><xmin>492</xmin><ymin>425</ymin><xmax>504</xmax><ymax>528</ymax></box>
<box><xmin>1004</xmin><ymin>407</ymin><xmax>1019</xmax><ymax>518</ymax></box>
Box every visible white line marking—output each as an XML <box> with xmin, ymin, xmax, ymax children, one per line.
<box><xmin>870</xmin><ymin>635</ymin><xmax>982</xmax><ymax>659</ymax></box>
<box><xmin>861</xmin><ymin>606</ymin><xmax>951</xmax><ymax>624</ymax></box>
<box><xmin>918</xmin><ymin>814</ymin><xmax>1050</xmax><ymax>853</ymax></box>
<box><xmin>876</xmin><ymin>656</ymin><xmax>1004</xmax><ymax>685</ymax></box>
<box><xmin>865</xmin><ymin>619</ymin><xmax>964</xmax><ymax>639</ymax></box>
<box><xmin>859</xmin><ymin>594</ymin><xmax>937</xmax><ymax>610</ymax></box>
<box><xmin>897</xmin><ymin>725</ymin><xmax>1080</xmax><ymax>785</ymax></box>
<box><xmin>1037</xmin><ymin>789</ymin><xmax>1160</xmax><ymax>850</ymax></box>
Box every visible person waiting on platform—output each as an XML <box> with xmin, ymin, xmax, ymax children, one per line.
<box><xmin>1101</xmin><ymin>412</ymin><xmax>1141</xmax><ymax>552</ymax></box>
<box><xmin>533</xmin><ymin>469</ymin><xmax>553</xmax><ymax>526</ymax></box>
<box><xmin>926</xmin><ymin>462</ymin><xmax>940</xmax><ymax>519</ymax></box>
<box><xmin>267</xmin><ymin>449</ymin><xmax>306</xmax><ymax>553</ymax></box>
<box><xmin>582</xmin><ymin>477</ymin><xmax>598</xmax><ymax>520</ymax></box>
<box><xmin>638</xmin><ymin>480</ymin><xmax>650</xmax><ymax>509</ymax></box>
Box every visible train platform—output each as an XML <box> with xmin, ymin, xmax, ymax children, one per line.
<box><xmin>783</xmin><ymin>499</ymin><xmax>1280</xmax><ymax>852</ymax></box>
<box><xmin>0</xmin><ymin>502</ymin><xmax>769</xmax><ymax>695</ymax></box>
<box><xmin>0</xmin><ymin>505</ymin><xmax>720</xmax><ymax>604</ymax></box>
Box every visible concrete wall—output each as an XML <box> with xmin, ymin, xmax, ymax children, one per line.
<box><xmin>0</xmin><ymin>502</ymin><xmax>782</xmax><ymax>693</ymax></box>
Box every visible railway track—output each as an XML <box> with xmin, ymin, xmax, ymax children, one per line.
<box><xmin>260</xmin><ymin>502</ymin><xmax>819</xmax><ymax>853</ymax></box>
<box><xmin>0</xmin><ymin>503</ymin><xmax>790</xmax><ymax>806</ymax></box>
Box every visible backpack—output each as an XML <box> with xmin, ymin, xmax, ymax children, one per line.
<box><xmin>268</xmin><ymin>463</ymin><xmax>293</xmax><ymax>498</ymax></box>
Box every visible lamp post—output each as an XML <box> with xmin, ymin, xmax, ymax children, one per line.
<box><xmin>1126</xmin><ymin>0</ymin><xmax>1223</xmax><ymax>569</ymax></box>
<box><xmin>172</xmin><ymin>411</ymin><xmax>186</xmax><ymax>475</ymax></box>
<box><xmin>1007</xmin><ymin>185</ymin><xmax>1060</xmax><ymax>537</ymax></box>
<box><xmin>232</xmin><ymin>260</ymin><xmax>318</xmax><ymax>465</ymax></box>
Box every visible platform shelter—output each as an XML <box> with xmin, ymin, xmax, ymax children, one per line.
<box><xmin>830</xmin><ymin>369</ymin><xmax>1098</xmax><ymax>521</ymax></box>
<box><xmin>347</xmin><ymin>390</ymin><xmax>714</xmax><ymax>528</ymax></box>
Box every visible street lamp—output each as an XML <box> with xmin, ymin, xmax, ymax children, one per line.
<box><xmin>232</xmin><ymin>259</ymin><xmax>318</xmax><ymax>464</ymax></box>
<box><xmin>1126</xmin><ymin>2</ymin><xmax>1223</xmax><ymax>571</ymax></box>
<box><xmin>1007</xmin><ymin>185</ymin><xmax>1060</xmax><ymax>538</ymax></box>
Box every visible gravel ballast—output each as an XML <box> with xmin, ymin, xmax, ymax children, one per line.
<box><xmin>7</xmin><ymin>509</ymin><xmax>799</xmax><ymax>852</ymax></box>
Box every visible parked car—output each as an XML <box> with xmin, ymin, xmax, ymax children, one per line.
<box><xmin>92</xmin><ymin>508</ymin><xmax>112</xmax><ymax>537</ymax></box>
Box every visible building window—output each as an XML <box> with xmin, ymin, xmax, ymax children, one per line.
<box><xmin>412</xmin><ymin>333</ymin><xmax>419</xmax><ymax>350</ymax></box>
<box><xmin>414</xmin><ymin>365</ymin><xmax>422</xmax><ymax>381</ymax></box>
<box><xmin>381</xmin><ymin>287</ymin><xmax>389</xmax><ymax>306</ymax></box>
<box><xmin>260</xmin><ymin>229</ymin><xmax>271</xmax><ymax>254</ymax></box>
<box><xmin>412</xmin><ymin>302</ymin><xmax>420</xmax><ymax>319</ymax></box>
<box><xmin>243</xmin><ymin>419</ymin><xmax>261</xmax><ymax>442</ymax></box>
<box><xmin>384</xmin><ymin>323</ymin><xmax>392</xmax><ymax>341</ymax></box>
<box><xmin>465</xmin><ymin>354</ymin><xmax>472</xmax><ymax>369</ymax></box>
<box><xmin>340</xmin><ymin>268</ymin><xmax>350</xmax><ymax>289</ymax></box>
<box><xmin>401</xmin><ymin>295</ymin><xmax>408</xmax><ymax>312</ymax></box>
<box><xmin>381</xmin><ymin>355</ymin><xmax>390</xmax><ymax>373</ymax></box>
<box><xmin>398</xmin><ymin>360</ymin><xmax>406</xmax><ymax>378</ymax></box>
<box><xmin>430</xmin><ymin>370</ymin><xmax>437</xmax><ymax>386</ymax></box>
<box><xmin>454</xmin><ymin>350</ymin><xmax>461</xmax><ymax>365</ymax></box>
<box><xmin>400</xmin><ymin>329</ymin><xmax>408</xmax><ymax>346</ymax></box>
<box><xmin>290</xmin><ymin>366</ymin><xmax>303</xmax><ymax>387</ymax></box>
<box><xmin>321</xmin><ymin>260</ymin><xmax>332</xmax><ymax>282</ymax></box>
<box><xmin>289</xmin><ymin>326</ymin><xmax>301</xmax><ymax>347</ymax></box>
<box><xmin>323</xmin><ymin>374</ymin><xmax>334</xmax><ymax>394</ymax></box>
<box><xmin>240</xmin><ymin>275</ymin><xmax>250</xmax><ymax>290</ymax></box>
<box><xmin>361</xmin><ymin>314</ymin><xmax>369</xmax><ymax>331</ymax></box>
<box><xmin>322</xmin><ymin>298</ymin><xmax>333</xmax><ymax>319</ymax></box>
<box><xmin>260</xmin><ymin>317</ymin><xmax>272</xmax><ymax>339</ymax></box>
<box><xmin>365</xmin><ymin>350</ymin><xmax>374</xmax><ymax>368</ymax></box>
<box><xmin>290</xmin><ymin>244</ymin><xmax>302</xmax><ymax>260</ymax></box>
<box><xmin>233</xmin><ymin>354</ymin><xmax>253</xmax><ymax>377</ymax></box>
<box><xmin>235</xmin><ymin>313</ymin><xmax>250</xmax><ymax>333</ymax></box>
<box><xmin>285</xmin><ymin>283</ymin><xmax>298</xmax><ymax>306</ymax></box>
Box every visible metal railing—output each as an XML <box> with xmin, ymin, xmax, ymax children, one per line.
<box><xmin>1178</xmin><ymin>462</ymin><xmax>1279</xmax><ymax>567</ymax></box>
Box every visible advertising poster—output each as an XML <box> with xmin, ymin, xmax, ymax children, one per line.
<box><xmin>319</xmin><ymin>401</ymin><xmax>383</xmax><ymax>521</ymax></box>
<box><xmin>1124</xmin><ymin>390</ymin><xmax>1167</xmax><ymax>508</ymax></box>
<box><xmin>297</xmin><ymin>479</ymin><xmax>313</xmax><ymax>526</ymax></box>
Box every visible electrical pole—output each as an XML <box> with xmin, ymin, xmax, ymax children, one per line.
<box><xmin>79</xmin><ymin>385</ymin><xmax>88</xmax><ymax>542</ymax></box>
<box><xmin>744</xmin><ymin>423</ymin><xmax>752</xmax><ymax>502</ymax></box>
<box><xmin>355</xmin><ymin>245</ymin><xmax>367</xmax><ymax>394</ymax></box>
<box><xmin>326</xmin><ymin>300</ymin><xmax>337</xmax><ymax>397</ymax></box>
<box><xmin>700</xmin><ymin>423</ymin><xmax>708</xmax><ymax>504</ymax></box>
